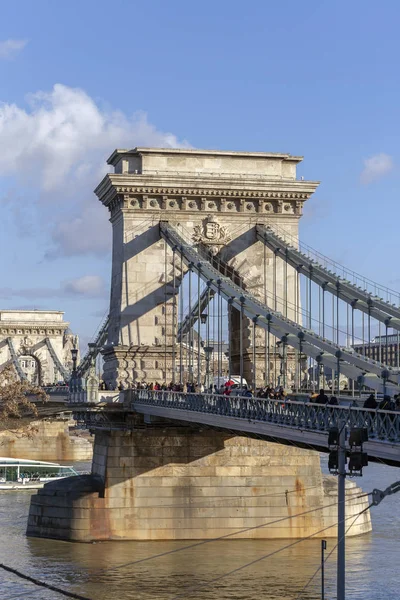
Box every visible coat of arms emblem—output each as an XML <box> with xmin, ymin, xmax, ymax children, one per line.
<box><xmin>192</xmin><ymin>215</ymin><xmax>231</xmax><ymax>248</ymax></box>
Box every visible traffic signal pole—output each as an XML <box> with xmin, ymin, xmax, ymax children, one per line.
<box><xmin>337</xmin><ymin>420</ymin><xmax>346</xmax><ymax>600</ymax></box>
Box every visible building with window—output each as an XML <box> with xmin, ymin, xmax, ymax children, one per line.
<box><xmin>353</xmin><ymin>334</ymin><xmax>400</xmax><ymax>368</ymax></box>
<box><xmin>0</xmin><ymin>310</ymin><xmax>79</xmax><ymax>385</ymax></box>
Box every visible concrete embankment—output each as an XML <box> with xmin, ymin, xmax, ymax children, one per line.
<box><xmin>0</xmin><ymin>419</ymin><xmax>93</xmax><ymax>462</ymax></box>
<box><xmin>26</xmin><ymin>425</ymin><xmax>371</xmax><ymax>541</ymax></box>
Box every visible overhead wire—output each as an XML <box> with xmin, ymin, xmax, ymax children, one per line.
<box><xmin>294</xmin><ymin>505</ymin><xmax>372</xmax><ymax>599</ymax></box>
<box><xmin>169</xmin><ymin>507</ymin><xmax>370</xmax><ymax>600</ymax></box>
<box><xmin>0</xmin><ymin>563</ymin><xmax>93</xmax><ymax>600</ymax></box>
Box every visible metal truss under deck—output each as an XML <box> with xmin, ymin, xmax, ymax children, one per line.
<box><xmin>132</xmin><ymin>390</ymin><xmax>400</xmax><ymax>466</ymax></box>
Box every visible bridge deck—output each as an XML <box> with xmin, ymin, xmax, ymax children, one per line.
<box><xmin>130</xmin><ymin>391</ymin><xmax>400</xmax><ymax>466</ymax></box>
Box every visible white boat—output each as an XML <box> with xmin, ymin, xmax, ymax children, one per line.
<box><xmin>0</xmin><ymin>457</ymin><xmax>79</xmax><ymax>490</ymax></box>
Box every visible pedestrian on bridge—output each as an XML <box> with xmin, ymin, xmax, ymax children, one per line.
<box><xmin>379</xmin><ymin>396</ymin><xmax>395</xmax><ymax>411</ymax></box>
<box><xmin>363</xmin><ymin>394</ymin><xmax>378</xmax><ymax>410</ymax></box>
<box><xmin>314</xmin><ymin>389</ymin><xmax>329</xmax><ymax>404</ymax></box>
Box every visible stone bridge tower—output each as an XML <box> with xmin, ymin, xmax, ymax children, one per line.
<box><xmin>95</xmin><ymin>148</ymin><xmax>319</xmax><ymax>388</ymax></box>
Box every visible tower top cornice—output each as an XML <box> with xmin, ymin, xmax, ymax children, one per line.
<box><xmin>107</xmin><ymin>147</ymin><xmax>304</xmax><ymax>167</ymax></box>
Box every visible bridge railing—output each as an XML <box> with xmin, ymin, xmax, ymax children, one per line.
<box><xmin>132</xmin><ymin>390</ymin><xmax>400</xmax><ymax>443</ymax></box>
<box><xmin>42</xmin><ymin>386</ymin><xmax>69</xmax><ymax>394</ymax></box>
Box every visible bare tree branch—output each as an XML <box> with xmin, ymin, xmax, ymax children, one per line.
<box><xmin>0</xmin><ymin>366</ymin><xmax>48</xmax><ymax>428</ymax></box>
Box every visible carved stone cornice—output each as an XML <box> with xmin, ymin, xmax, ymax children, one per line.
<box><xmin>95</xmin><ymin>172</ymin><xmax>319</xmax><ymax>216</ymax></box>
<box><xmin>0</xmin><ymin>322</ymin><xmax>69</xmax><ymax>335</ymax></box>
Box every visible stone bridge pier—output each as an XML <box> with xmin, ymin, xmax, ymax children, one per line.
<box><xmin>27</xmin><ymin>411</ymin><xmax>371</xmax><ymax>541</ymax></box>
<box><xmin>94</xmin><ymin>147</ymin><xmax>319</xmax><ymax>389</ymax></box>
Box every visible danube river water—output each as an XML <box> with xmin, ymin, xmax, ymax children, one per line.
<box><xmin>0</xmin><ymin>458</ymin><xmax>399</xmax><ymax>600</ymax></box>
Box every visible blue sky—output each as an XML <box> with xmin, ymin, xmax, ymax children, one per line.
<box><xmin>1</xmin><ymin>0</ymin><xmax>400</xmax><ymax>347</ymax></box>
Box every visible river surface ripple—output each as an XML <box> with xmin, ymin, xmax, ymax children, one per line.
<box><xmin>0</xmin><ymin>458</ymin><xmax>399</xmax><ymax>600</ymax></box>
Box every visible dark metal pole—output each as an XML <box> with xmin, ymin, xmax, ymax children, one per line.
<box><xmin>368</xmin><ymin>306</ymin><xmax>371</xmax><ymax>357</ymax></box>
<box><xmin>240</xmin><ymin>298</ymin><xmax>244</xmax><ymax>389</ymax></box>
<box><xmin>164</xmin><ymin>241</ymin><xmax>168</xmax><ymax>384</ymax></box>
<box><xmin>212</xmin><ymin>295</ymin><xmax>215</xmax><ymax>380</ymax></box>
<box><xmin>362</xmin><ymin>312</ymin><xmax>365</xmax><ymax>357</ymax></box>
<box><xmin>337</xmin><ymin>420</ymin><xmax>346</xmax><ymax>600</ymax></box>
<box><xmin>273</xmin><ymin>249</ymin><xmax>278</xmax><ymax>311</ymax></box>
<box><xmin>385</xmin><ymin>321</ymin><xmax>389</xmax><ymax>365</ymax></box>
<box><xmin>228</xmin><ymin>298</ymin><xmax>232</xmax><ymax>380</ymax></box>
<box><xmin>321</xmin><ymin>540</ymin><xmax>327</xmax><ymax>600</ymax></box>
<box><xmin>179</xmin><ymin>251</ymin><xmax>183</xmax><ymax>384</ymax></box>
<box><xmin>284</xmin><ymin>250</ymin><xmax>288</xmax><ymax>318</ymax></box>
<box><xmin>264</xmin><ymin>240</ymin><xmax>268</xmax><ymax>384</ymax></box>
<box><xmin>206</xmin><ymin>283</ymin><xmax>211</xmax><ymax>390</ymax></box>
<box><xmin>351</xmin><ymin>303</ymin><xmax>355</xmax><ymax>396</ymax></box>
<box><xmin>282</xmin><ymin>336</ymin><xmax>287</xmax><ymax>389</ymax></box>
<box><xmin>197</xmin><ymin>267</ymin><xmax>201</xmax><ymax>386</ymax></box>
<box><xmin>252</xmin><ymin>317</ymin><xmax>257</xmax><ymax>392</ymax></box>
<box><xmin>267</xmin><ymin>317</ymin><xmax>271</xmax><ymax>386</ymax></box>
<box><xmin>172</xmin><ymin>248</ymin><xmax>176</xmax><ymax>384</ymax></box>
<box><xmin>397</xmin><ymin>330</ymin><xmax>399</xmax><ymax>369</ymax></box>
<box><xmin>217</xmin><ymin>281</ymin><xmax>222</xmax><ymax>388</ymax></box>
<box><xmin>207</xmin><ymin>285</ymin><xmax>211</xmax><ymax>350</ymax></box>
<box><xmin>188</xmin><ymin>265</ymin><xmax>193</xmax><ymax>383</ymax></box>
<box><xmin>336</xmin><ymin>282</ymin><xmax>340</xmax><ymax>345</ymax></box>
<box><xmin>309</xmin><ymin>267</ymin><xmax>312</xmax><ymax>329</ymax></box>
<box><xmin>298</xmin><ymin>335</ymin><xmax>303</xmax><ymax>391</ymax></box>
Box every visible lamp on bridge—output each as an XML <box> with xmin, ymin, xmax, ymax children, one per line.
<box><xmin>71</xmin><ymin>347</ymin><xmax>78</xmax><ymax>376</ymax></box>
<box><xmin>69</xmin><ymin>347</ymin><xmax>79</xmax><ymax>395</ymax></box>
<box><xmin>200</xmin><ymin>313</ymin><xmax>208</xmax><ymax>325</ymax></box>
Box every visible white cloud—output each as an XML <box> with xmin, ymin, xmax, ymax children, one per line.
<box><xmin>0</xmin><ymin>275</ymin><xmax>107</xmax><ymax>300</ymax></box>
<box><xmin>63</xmin><ymin>275</ymin><xmax>106</xmax><ymax>297</ymax></box>
<box><xmin>0</xmin><ymin>39</ymin><xmax>28</xmax><ymax>59</ymax></box>
<box><xmin>360</xmin><ymin>153</ymin><xmax>394</xmax><ymax>184</ymax></box>
<box><xmin>0</xmin><ymin>83</ymin><xmax>189</xmax><ymax>256</ymax></box>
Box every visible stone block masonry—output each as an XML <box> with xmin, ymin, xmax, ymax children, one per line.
<box><xmin>94</xmin><ymin>147</ymin><xmax>320</xmax><ymax>389</ymax></box>
<box><xmin>27</xmin><ymin>423</ymin><xmax>370</xmax><ymax>541</ymax></box>
<box><xmin>0</xmin><ymin>420</ymin><xmax>93</xmax><ymax>462</ymax></box>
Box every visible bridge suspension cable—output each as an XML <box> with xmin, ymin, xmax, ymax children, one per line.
<box><xmin>261</xmin><ymin>220</ymin><xmax>400</xmax><ymax>306</ymax></box>
<box><xmin>160</xmin><ymin>222</ymin><xmax>400</xmax><ymax>395</ymax></box>
<box><xmin>44</xmin><ymin>338</ymin><xmax>69</xmax><ymax>381</ymax></box>
<box><xmin>6</xmin><ymin>338</ymin><xmax>27</xmax><ymax>381</ymax></box>
<box><xmin>76</xmin><ymin>315</ymin><xmax>109</xmax><ymax>378</ymax></box>
<box><xmin>257</xmin><ymin>224</ymin><xmax>400</xmax><ymax>327</ymax></box>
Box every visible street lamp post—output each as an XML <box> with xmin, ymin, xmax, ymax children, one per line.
<box><xmin>71</xmin><ymin>348</ymin><xmax>78</xmax><ymax>375</ymax></box>
<box><xmin>70</xmin><ymin>348</ymin><xmax>78</xmax><ymax>393</ymax></box>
